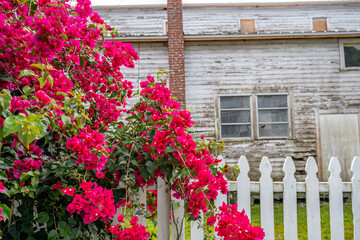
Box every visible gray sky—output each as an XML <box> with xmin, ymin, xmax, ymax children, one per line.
<box><xmin>90</xmin><ymin>0</ymin><xmax>354</xmax><ymax>6</ymax></box>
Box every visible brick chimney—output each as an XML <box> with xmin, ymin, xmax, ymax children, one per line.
<box><xmin>167</xmin><ymin>0</ymin><xmax>185</xmax><ymax>108</ymax></box>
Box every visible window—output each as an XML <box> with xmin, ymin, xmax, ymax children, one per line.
<box><xmin>219</xmin><ymin>96</ymin><xmax>251</xmax><ymax>138</ymax></box>
<box><xmin>339</xmin><ymin>39</ymin><xmax>360</xmax><ymax>70</ymax></box>
<box><xmin>218</xmin><ymin>94</ymin><xmax>290</xmax><ymax>139</ymax></box>
<box><xmin>257</xmin><ymin>94</ymin><xmax>289</xmax><ymax>138</ymax></box>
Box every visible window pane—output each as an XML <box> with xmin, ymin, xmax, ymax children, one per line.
<box><xmin>344</xmin><ymin>46</ymin><xmax>360</xmax><ymax>68</ymax></box>
<box><xmin>259</xmin><ymin>123</ymin><xmax>289</xmax><ymax>137</ymax></box>
<box><xmin>221</xmin><ymin>125</ymin><xmax>251</xmax><ymax>138</ymax></box>
<box><xmin>221</xmin><ymin>110</ymin><xmax>250</xmax><ymax>123</ymax></box>
<box><xmin>258</xmin><ymin>109</ymin><xmax>288</xmax><ymax>122</ymax></box>
<box><xmin>220</xmin><ymin>96</ymin><xmax>250</xmax><ymax>109</ymax></box>
<box><xmin>258</xmin><ymin>95</ymin><xmax>287</xmax><ymax>108</ymax></box>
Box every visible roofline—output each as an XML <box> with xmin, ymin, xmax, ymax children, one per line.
<box><xmin>92</xmin><ymin>1</ymin><xmax>360</xmax><ymax>9</ymax></box>
<box><xmin>105</xmin><ymin>32</ymin><xmax>360</xmax><ymax>42</ymax></box>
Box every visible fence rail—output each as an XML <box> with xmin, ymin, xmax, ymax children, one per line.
<box><xmin>119</xmin><ymin>156</ymin><xmax>360</xmax><ymax>240</ymax></box>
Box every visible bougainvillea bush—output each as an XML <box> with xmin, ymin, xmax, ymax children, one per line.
<box><xmin>0</xmin><ymin>0</ymin><xmax>264</xmax><ymax>239</ymax></box>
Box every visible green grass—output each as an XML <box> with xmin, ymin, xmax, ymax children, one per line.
<box><xmin>146</xmin><ymin>200</ymin><xmax>353</xmax><ymax>239</ymax></box>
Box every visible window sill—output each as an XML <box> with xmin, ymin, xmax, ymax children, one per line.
<box><xmin>220</xmin><ymin>137</ymin><xmax>294</xmax><ymax>143</ymax></box>
<box><xmin>340</xmin><ymin>67</ymin><xmax>360</xmax><ymax>71</ymax></box>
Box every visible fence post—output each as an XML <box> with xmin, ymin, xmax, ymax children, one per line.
<box><xmin>283</xmin><ymin>157</ymin><xmax>297</xmax><ymax>240</ymax></box>
<box><xmin>260</xmin><ymin>156</ymin><xmax>275</xmax><ymax>240</ymax></box>
<box><xmin>137</xmin><ymin>187</ymin><xmax>147</xmax><ymax>226</ymax></box>
<box><xmin>214</xmin><ymin>156</ymin><xmax>227</xmax><ymax>239</ymax></box>
<box><xmin>305</xmin><ymin>157</ymin><xmax>321</xmax><ymax>240</ymax></box>
<box><xmin>157</xmin><ymin>177</ymin><xmax>170</xmax><ymax>240</ymax></box>
<box><xmin>171</xmin><ymin>190</ymin><xmax>185</xmax><ymax>240</ymax></box>
<box><xmin>190</xmin><ymin>211</ymin><xmax>203</xmax><ymax>240</ymax></box>
<box><xmin>351</xmin><ymin>156</ymin><xmax>360</xmax><ymax>240</ymax></box>
<box><xmin>328</xmin><ymin>157</ymin><xmax>344</xmax><ymax>240</ymax></box>
<box><xmin>237</xmin><ymin>155</ymin><xmax>251</xmax><ymax>220</ymax></box>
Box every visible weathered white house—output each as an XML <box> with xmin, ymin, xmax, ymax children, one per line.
<box><xmin>93</xmin><ymin>0</ymin><xmax>360</xmax><ymax>181</ymax></box>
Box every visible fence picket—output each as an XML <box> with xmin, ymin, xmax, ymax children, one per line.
<box><xmin>237</xmin><ymin>155</ymin><xmax>251</xmax><ymax>220</ymax></box>
<box><xmin>157</xmin><ymin>177</ymin><xmax>170</xmax><ymax>240</ymax></box>
<box><xmin>171</xmin><ymin>190</ymin><xmax>185</xmax><ymax>240</ymax></box>
<box><xmin>328</xmin><ymin>157</ymin><xmax>345</xmax><ymax>240</ymax></box>
<box><xmin>214</xmin><ymin>156</ymin><xmax>227</xmax><ymax>239</ymax></box>
<box><xmin>260</xmin><ymin>156</ymin><xmax>275</xmax><ymax>240</ymax></box>
<box><xmin>283</xmin><ymin>157</ymin><xmax>297</xmax><ymax>240</ymax></box>
<box><xmin>305</xmin><ymin>157</ymin><xmax>321</xmax><ymax>240</ymax></box>
<box><xmin>137</xmin><ymin>187</ymin><xmax>147</xmax><ymax>226</ymax></box>
<box><xmin>351</xmin><ymin>156</ymin><xmax>360</xmax><ymax>240</ymax></box>
<box><xmin>190</xmin><ymin>212</ymin><xmax>203</xmax><ymax>240</ymax></box>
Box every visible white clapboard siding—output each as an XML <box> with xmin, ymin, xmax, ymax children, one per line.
<box><xmin>157</xmin><ymin>177</ymin><xmax>170</xmax><ymax>240</ymax></box>
<box><xmin>328</xmin><ymin>157</ymin><xmax>345</xmax><ymax>240</ymax></box>
<box><xmin>259</xmin><ymin>156</ymin><xmax>275</xmax><ymax>240</ymax></box>
<box><xmin>237</xmin><ymin>155</ymin><xmax>251</xmax><ymax>220</ymax></box>
<box><xmin>171</xmin><ymin>190</ymin><xmax>185</xmax><ymax>240</ymax></box>
<box><xmin>305</xmin><ymin>157</ymin><xmax>321</xmax><ymax>240</ymax></box>
<box><xmin>351</xmin><ymin>156</ymin><xmax>360</xmax><ymax>240</ymax></box>
<box><xmin>283</xmin><ymin>157</ymin><xmax>297</xmax><ymax>240</ymax></box>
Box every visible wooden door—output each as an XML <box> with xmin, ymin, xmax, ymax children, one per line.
<box><xmin>318</xmin><ymin>114</ymin><xmax>360</xmax><ymax>181</ymax></box>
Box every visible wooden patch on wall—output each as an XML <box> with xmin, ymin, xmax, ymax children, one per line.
<box><xmin>241</xmin><ymin>19</ymin><xmax>255</xmax><ymax>33</ymax></box>
<box><xmin>313</xmin><ymin>18</ymin><xmax>327</xmax><ymax>32</ymax></box>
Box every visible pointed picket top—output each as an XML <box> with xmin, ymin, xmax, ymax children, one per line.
<box><xmin>237</xmin><ymin>155</ymin><xmax>251</xmax><ymax>219</ymax></box>
<box><xmin>238</xmin><ymin>155</ymin><xmax>250</xmax><ymax>174</ymax></box>
<box><xmin>260</xmin><ymin>156</ymin><xmax>272</xmax><ymax>176</ymax></box>
<box><xmin>328</xmin><ymin>156</ymin><xmax>344</xmax><ymax>240</ymax></box>
<box><xmin>305</xmin><ymin>157</ymin><xmax>321</xmax><ymax>240</ymax></box>
<box><xmin>305</xmin><ymin>156</ymin><xmax>318</xmax><ymax>176</ymax></box>
<box><xmin>351</xmin><ymin>156</ymin><xmax>360</xmax><ymax>174</ymax></box>
<box><xmin>328</xmin><ymin>156</ymin><xmax>342</xmax><ymax>177</ymax></box>
<box><xmin>283</xmin><ymin>156</ymin><xmax>296</xmax><ymax>177</ymax></box>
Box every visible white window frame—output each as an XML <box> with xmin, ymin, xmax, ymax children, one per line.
<box><xmin>256</xmin><ymin>93</ymin><xmax>290</xmax><ymax>139</ymax></box>
<box><xmin>218</xmin><ymin>94</ymin><xmax>253</xmax><ymax>140</ymax></box>
<box><xmin>339</xmin><ymin>39</ymin><xmax>360</xmax><ymax>70</ymax></box>
<box><xmin>217</xmin><ymin>93</ymin><xmax>291</xmax><ymax>140</ymax></box>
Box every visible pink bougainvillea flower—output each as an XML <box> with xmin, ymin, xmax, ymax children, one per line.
<box><xmin>62</xmin><ymin>187</ymin><xmax>75</xmax><ymax>196</ymax></box>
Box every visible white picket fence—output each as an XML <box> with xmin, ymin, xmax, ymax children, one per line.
<box><xmin>126</xmin><ymin>156</ymin><xmax>360</xmax><ymax>240</ymax></box>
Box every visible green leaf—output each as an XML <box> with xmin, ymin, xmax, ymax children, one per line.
<box><xmin>44</xmin><ymin>116</ymin><xmax>56</xmax><ymax>130</ymax></box>
<box><xmin>23</xmin><ymin>86</ymin><xmax>34</xmax><ymax>96</ymax></box>
<box><xmin>0</xmin><ymin>90</ymin><xmax>12</xmax><ymax>114</ymax></box>
<box><xmin>61</xmin><ymin>33</ymin><xmax>68</xmax><ymax>40</ymax></box>
<box><xmin>88</xmin><ymin>24</ymin><xmax>96</xmax><ymax>29</ymax></box>
<box><xmin>38</xmin><ymin>77</ymin><xmax>44</xmax><ymax>89</ymax></box>
<box><xmin>164</xmin><ymin>145</ymin><xmax>174</xmax><ymax>155</ymax></box>
<box><xmin>27</xmin><ymin>114</ymin><xmax>43</xmax><ymax>122</ymax></box>
<box><xmin>80</xmin><ymin>56</ymin><xmax>84</xmax><ymax>66</ymax></box>
<box><xmin>20</xmin><ymin>172</ymin><xmax>31</xmax><ymax>182</ymax></box>
<box><xmin>146</xmin><ymin>161</ymin><xmax>156</xmax><ymax>176</ymax></box>
<box><xmin>19</xmin><ymin>70</ymin><xmax>36</xmax><ymax>78</ymax></box>
<box><xmin>47</xmin><ymin>74</ymin><xmax>53</xmax><ymax>88</ymax></box>
<box><xmin>32</xmin><ymin>119</ymin><xmax>44</xmax><ymax>136</ymax></box>
<box><xmin>31</xmin><ymin>63</ymin><xmax>45</xmax><ymax>70</ymax></box>
<box><xmin>36</xmin><ymin>212</ymin><xmax>49</xmax><ymax>224</ymax></box>
<box><xmin>48</xmin><ymin>229</ymin><xmax>59</xmax><ymax>240</ymax></box>
<box><xmin>18</xmin><ymin>129</ymin><xmax>37</xmax><ymax>149</ymax></box>
<box><xmin>3</xmin><ymin>116</ymin><xmax>20</xmax><ymax>138</ymax></box>
<box><xmin>31</xmin><ymin>176</ymin><xmax>39</xmax><ymax>188</ymax></box>
<box><xmin>0</xmin><ymin>171</ymin><xmax>7</xmax><ymax>180</ymax></box>
<box><xmin>0</xmin><ymin>204</ymin><xmax>11</xmax><ymax>221</ymax></box>
<box><xmin>61</xmin><ymin>115</ymin><xmax>71</xmax><ymax>127</ymax></box>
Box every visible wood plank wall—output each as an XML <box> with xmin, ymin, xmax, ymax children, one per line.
<box><xmin>95</xmin><ymin>4</ymin><xmax>360</xmax><ymax>37</ymax></box>
<box><xmin>184</xmin><ymin>38</ymin><xmax>360</xmax><ymax>181</ymax></box>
